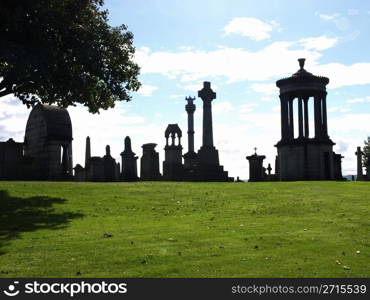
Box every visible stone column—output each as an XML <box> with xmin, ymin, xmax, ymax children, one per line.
<box><xmin>185</xmin><ymin>96</ymin><xmax>196</xmax><ymax>152</ymax></box>
<box><xmin>198</xmin><ymin>82</ymin><xmax>216</xmax><ymax>147</ymax></box>
<box><xmin>280</xmin><ymin>95</ymin><xmax>289</xmax><ymax>140</ymax></box>
<box><xmin>288</xmin><ymin>97</ymin><xmax>294</xmax><ymax>138</ymax></box>
<box><xmin>314</xmin><ymin>93</ymin><xmax>322</xmax><ymax>138</ymax></box>
<box><xmin>298</xmin><ymin>96</ymin><xmax>304</xmax><ymax>138</ymax></box>
<box><xmin>322</xmin><ymin>92</ymin><xmax>328</xmax><ymax>138</ymax></box>
<box><xmin>304</xmin><ymin>97</ymin><xmax>309</xmax><ymax>138</ymax></box>
<box><xmin>62</xmin><ymin>145</ymin><xmax>69</xmax><ymax>177</ymax></box>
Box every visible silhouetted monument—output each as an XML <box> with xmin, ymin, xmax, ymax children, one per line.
<box><xmin>333</xmin><ymin>153</ymin><xmax>344</xmax><ymax>180</ymax></box>
<box><xmin>365</xmin><ymin>155</ymin><xmax>370</xmax><ymax>181</ymax></box>
<box><xmin>183</xmin><ymin>96</ymin><xmax>198</xmax><ymax>170</ymax></box>
<box><xmin>85</xmin><ymin>136</ymin><xmax>91</xmax><ymax>168</ymax></box>
<box><xmin>163</xmin><ymin>124</ymin><xmax>184</xmax><ymax>181</ymax></box>
<box><xmin>75</xmin><ymin>137</ymin><xmax>120</xmax><ymax>181</ymax></box>
<box><xmin>355</xmin><ymin>146</ymin><xmax>364</xmax><ymax>181</ymax></box>
<box><xmin>275</xmin><ymin>58</ymin><xmax>342</xmax><ymax>180</ymax></box>
<box><xmin>267</xmin><ymin>163</ymin><xmax>272</xmax><ymax>175</ymax></box>
<box><xmin>103</xmin><ymin>145</ymin><xmax>117</xmax><ymax>181</ymax></box>
<box><xmin>141</xmin><ymin>143</ymin><xmax>161</xmax><ymax>180</ymax></box>
<box><xmin>0</xmin><ymin>104</ymin><xmax>73</xmax><ymax>180</ymax></box>
<box><xmin>246</xmin><ymin>148</ymin><xmax>266</xmax><ymax>182</ymax></box>
<box><xmin>25</xmin><ymin>104</ymin><xmax>73</xmax><ymax>180</ymax></box>
<box><xmin>194</xmin><ymin>82</ymin><xmax>232</xmax><ymax>181</ymax></box>
<box><xmin>0</xmin><ymin>138</ymin><xmax>31</xmax><ymax>179</ymax></box>
<box><xmin>121</xmin><ymin>136</ymin><xmax>138</xmax><ymax>181</ymax></box>
<box><xmin>74</xmin><ymin>164</ymin><xmax>85</xmax><ymax>181</ymax></box>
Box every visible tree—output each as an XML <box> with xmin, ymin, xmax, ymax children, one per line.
<box><xmin>363</xmin><ymin>136</ymin><xmax>370</xmax><ymax>168</ymax></box>
<box><xmin>0</xmin><ymin>0</ymin><xmax>141</xmax><ymax>113</ymax></box>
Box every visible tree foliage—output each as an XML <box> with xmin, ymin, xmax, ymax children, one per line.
<box><xmin>362</xmin><ymin>136</ymin><xmax>370</xmax><ymax>168</ymax></box>
<box><xmin>0</xmin><ymin>0</ymin><xmax>141</xmax><ymax>113</ymax></box>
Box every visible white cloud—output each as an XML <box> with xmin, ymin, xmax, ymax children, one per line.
<box><xmin>137</xmin><ymin>84</ymin><xmax>158</xmax><ymax>96</ymax></box>
<box><xmin>223</xmin><ymin>17</ymin><xmax>280</xmax><ymax>41</ymax></box>
<box><xmin>346</xmin><ymin>96</ymin><xmax>370</xmax><ymax>104</ymax></box>
<box><xmin>213</xmin><ymin>101</ymin><xmax>235</xmax><ymax>114</ymax></box>
<box><xmin>315</xmin><ymin>12</ymin><xmax>350</xmax><ymax>31</ymax></box>
<box><xmin>316</xmin><ymin>12</ymin><xmax>340</xmax><ymax>20</ymax></box>
<box><xmin>313</xmin><ymin>62</ymin><xmax>370</xmax><ymax>88</ymax></box>
<box><xmin>299</xmin><ymin>36</ymin><xmax>338</xmax><ymax>51</ymax></box>
<box><xmin>135</xmin><ymin>41</ymin><xmax>323</xmax><ymax>84</ymax></box>
<box><xmin>169</xmin><ymin>94</ymin><xmax>185</xmax><ymax>99</ymax></box>
<box><xmin>250</xmin><ymin>83</ymin><xmax>277</xmax><ymax>95</ymax></box>
<box><xmin>0</xmin><ymin>95</ymin><xmax>29</xmax><ymax>139</ymax></box>
<box><xmin>328</xmin><ymin>106</ymin><xmax>351</xmax><ymax>113</ymax></box>
<box><xmin>347</xmin><ymin>9</ymin><xmax>359</xmax><ymax>16</ymax></box>
<box><xmin>180</xmin><ymin>83</ymin><xmax>218</xmax><ymax>92</ymax></box>
<box><xmin>135</xmin><ymin>35</ymin><xmax>358</xmax><ymax>87</ymax></box>
<box><xmin>261</xmin><ymin>96</ymin><xmax>274</xmax><ymax>102</ymax></box>
<box><xmin>239</xmin><ymin>103</ymin><xmax>258</xmax><ymax>114</ymax></box>
<box><xmin>180</xmin><ymin>83</ymin><xmax>204</xmax><ymax>92</ymax></box>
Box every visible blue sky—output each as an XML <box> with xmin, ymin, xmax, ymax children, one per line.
<box><xmin>2</xmin><ymin>0</ymin><xmax>370</xmax><ymax>178</ymax></box>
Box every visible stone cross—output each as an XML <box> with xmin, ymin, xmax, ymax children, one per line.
<box><xmin>198</xmin><ymin>82</ymin><xmax>216</xmax><ymax>102</ymax></box>
<box><xmin>198</xmin><ymin>82</ymin><xmax>216</xmax><ymax>147</ymax></box>
<box><xmin>355</xmin><ymin>146</ymin><xmax>364</xmax><ymax>180</ymax></box>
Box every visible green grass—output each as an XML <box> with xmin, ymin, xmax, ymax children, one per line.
<box><xmin>0</xmin><ymin>181</ymin><xmax>369</xmax><ymax>278</ymax></box>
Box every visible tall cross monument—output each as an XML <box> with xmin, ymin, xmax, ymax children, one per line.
<box><xmin>197</xmin><ymin>81</ymin><xmax>220</xmax><ymax>166</ymax></box>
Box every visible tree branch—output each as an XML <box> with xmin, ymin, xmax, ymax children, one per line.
<box><xmin>0</xmin><ymin>89</ymin><xmax>12</xmax><ymax>98</ymax></box>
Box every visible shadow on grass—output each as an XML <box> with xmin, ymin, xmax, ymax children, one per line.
<box><xmin>0</xmin><ymin>190</ymin><xmax>83</xmax><ymax>255</ymax></box>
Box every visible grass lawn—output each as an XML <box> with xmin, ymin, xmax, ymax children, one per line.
<box><xmin>0</xmin><ymin>181</ymin><xmax>369</xmax><ymax>278</ymax></box>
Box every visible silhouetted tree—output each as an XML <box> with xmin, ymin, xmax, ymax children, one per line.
<box><xmin>362</xmin><ymin>136</ymin><xmax>370</xmax><ymax>167</ymax></box>
<box><xmin>0</xmin><ymin>0</ymin><xmax>141</xmax><ymax>113</ymax></box>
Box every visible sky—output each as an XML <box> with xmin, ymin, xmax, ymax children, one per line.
<box><xmin>2</xmin><ymin>0</ymin><xmax>370</xmax><ymax>179</ymax></box>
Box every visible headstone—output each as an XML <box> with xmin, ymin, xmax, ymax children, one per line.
<box><xmin>140</xmin><ymin>143</ymin><xmax>161</xmax><ymax>180</ymax></box>
<box><xmin>246</xmin><ymin>148</ymin><xmax>266</xmax><ymax>182</ymax></box>
<box><xmin>103</xmin><ymin>145</ymin><xmax>117</xmax><ymax>181</ymax></box>
<box><xmin>121</xmin><ymin>136</ymin><xmax>138</xmax><ymax>181</ymax></box>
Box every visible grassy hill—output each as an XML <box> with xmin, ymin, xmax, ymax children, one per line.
<box><xmin>0</xmin><ymin>181</ymin><xmax>369</xmax><ymax>278</ymax></box>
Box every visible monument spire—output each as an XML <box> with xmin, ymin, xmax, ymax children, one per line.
<box><xmin>185</xmin><ymin>96</ymin><xmax>196</xmax><ymax>152</ymax></box>
<box><xmin>85</xmin><ymin>136</ymin><xmax>91</xmax><ymax>168</ymax></box>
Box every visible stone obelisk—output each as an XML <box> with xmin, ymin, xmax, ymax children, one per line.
<box><xmin>85</xmin><ymin>136</ymin><xmax>91</xmax><ymax>168</ymax></box>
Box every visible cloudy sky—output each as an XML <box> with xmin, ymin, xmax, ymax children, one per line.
<box><xmin>2</xmin><ymin>0</ymin><xmax>370</xmax><ymax>179</ymax></box>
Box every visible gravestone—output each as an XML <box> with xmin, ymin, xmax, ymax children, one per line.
<box><xmin>121</xmin><ymin>136</ymin><xmax>138</xmax><ymax>181</ymax></box>
<box><xmin>140</xmin><ymin>143</ymin><xmax>161</xmax><ymax>180</ymax></box>
<box><xmin>246</xmin><ymin>148</ymin><xmax>266</xmax><ymax>182</ymax></box>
